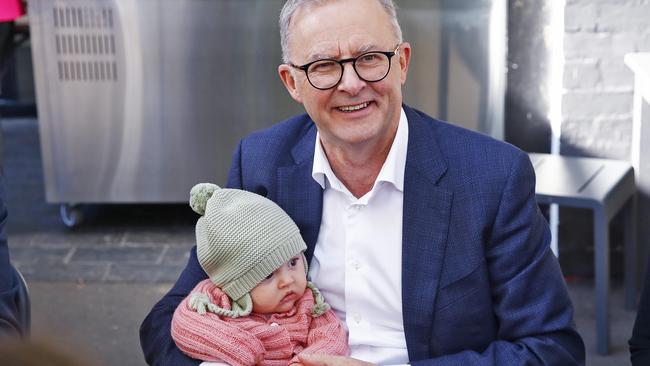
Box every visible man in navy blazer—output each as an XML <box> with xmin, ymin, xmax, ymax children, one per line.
<box><xmin>140</xmin><ymin>0</ymin><xmax>584</xmax><ymax>364</ymax></box>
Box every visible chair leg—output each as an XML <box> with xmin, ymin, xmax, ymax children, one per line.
<box><xmin>624</xmin><ymin>194</ymin><xmax>638</xmax><ymax>310</ymax></box>
<box><xmin>594</xmin><ymin>208</ymin><xmax>610</xmax><ymax>355</ymax></box>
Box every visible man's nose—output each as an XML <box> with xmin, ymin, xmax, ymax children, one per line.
<box><xmin>337</xmin><ymin>63</ymin><xmax>365</xmax><ymax>94</ymax></box>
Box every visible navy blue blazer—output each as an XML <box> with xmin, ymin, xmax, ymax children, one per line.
<box><xmin>630</xmin><ymin>251</ymin><xmax>650</xmax><ymax>364</ymax></box>
<box><xmin>140</xmin><ymin>106</ymin><xmax>585</xmax><ymax>365</ymax></box>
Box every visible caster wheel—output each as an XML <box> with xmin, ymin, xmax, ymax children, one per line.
<box><xmin>60</xmin><ymin>204</ymin><xmax>84</xmax><ymax>228</ymax></box>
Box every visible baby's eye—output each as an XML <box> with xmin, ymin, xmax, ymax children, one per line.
<box><xmin>289</xmin><ymin>257</ymin><xmax>299</xmax><ymax>267</ymax></box>
<box><xmin>265</xmin><ymin>272</ymin><xmax>273</xmax><ymax>280</ymax></box>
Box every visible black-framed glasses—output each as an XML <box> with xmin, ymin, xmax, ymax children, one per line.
<box><xmin>290</xmin><ymin>44</ymin><xmax>400</xmax><ymax>90</ymax></box>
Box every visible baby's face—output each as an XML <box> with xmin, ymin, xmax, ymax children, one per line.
<box><xmin>250</xmin><ymin>254</ymin><xmax>307</xmax><ymax>314</ymax></box>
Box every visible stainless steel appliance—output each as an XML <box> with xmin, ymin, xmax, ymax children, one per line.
<box><xmin>28</xmin><ymin>0</ymin><xmax>506</xmax><ymax>225</ymax></box>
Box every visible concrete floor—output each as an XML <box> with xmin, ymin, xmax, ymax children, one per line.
<box><xmin>29</xmin><ymin>282</ymin><xmax>169</xmax><ymax>366</ymax></box>
<box><xmin>27</xmin><ymin>281</ymin><xmax>636</xmax><ymax>366</ymax></box>
<box><xmin>570</xmin><ymin>280</ymin><xmax>636</xmax><ymax>366</ymax></box>
<box><xmin>3</xmin><ymin>118</ymin><xmax>641</xmax><ymax>365</ymax></box>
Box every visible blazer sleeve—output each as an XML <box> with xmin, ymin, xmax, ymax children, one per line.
<box><xmin>412</xmin><ymin>152</ymin><xmax>585</xmax><ymax>365</ymax></box>
<box><xmin>139</xmin><ymin>141</ymin><xmax>245</xmax><ymax>365</ymax></box>
<box><xmin>291</xmin><ymin>309</ymin><xmax>349</xmax><ymax>363</ymax></box>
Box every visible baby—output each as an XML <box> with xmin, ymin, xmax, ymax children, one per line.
<box><xmin>171</xmin><ymin>183</ymin><xmax>348</xmax><ymax>366</ymax></box>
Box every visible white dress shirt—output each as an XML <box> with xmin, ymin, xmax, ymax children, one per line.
<box><xmin>309</xmin><ymin>108</ymin><xmax>409</xmax><ymax>365</ymax></box>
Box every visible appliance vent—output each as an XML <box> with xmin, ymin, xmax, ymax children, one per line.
<box><xmin>52</xmin><ymin>6</ymin><xmax>118</xmax><ymax>82</ymax></box>
<box><xmin>55</xmin><ymin>34</ymin><xmax>115</xmax><ymax>55</ymax></box>
<box><xmin>57</xmin><ymin>60</ymin><xmax>117</xmax><ymax>81</ymax></box>
<box><xmin>53</xmin><ymin>7</ymin><xmax>113</xmax><ymax>29</ymax></box>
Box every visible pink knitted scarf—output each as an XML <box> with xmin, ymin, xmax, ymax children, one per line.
<box><xmin>171</xmin><ymin>279</ymin><xmax>349</xmax><ymax>366</ymax></box>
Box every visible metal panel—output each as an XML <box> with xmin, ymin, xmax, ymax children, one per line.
<box><xmin>28</xmin><ymin>0</ymin><xmax>505</xmax><ymax>203</ymax></box>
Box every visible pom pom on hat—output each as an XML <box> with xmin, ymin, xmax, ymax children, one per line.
<box><xmin>190</xmin><ymin>183</ymin><xmax>220</xmax><ymax>215</ymax></box>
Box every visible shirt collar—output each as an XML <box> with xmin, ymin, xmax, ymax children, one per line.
<box><xmin>312</xmin><ymin>134</ymin><xmax>339</xmax><ymax>191</ymax></box>
<box><xmin>311</xmin><ymin>107</ymin><xmax>409</xmax><ymax>193</ymax></box>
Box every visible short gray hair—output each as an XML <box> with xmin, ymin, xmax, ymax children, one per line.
<box><xmin>279</xmin><ymin>0</ymin><xmax>403</xmax><ymax>63</ymax></box>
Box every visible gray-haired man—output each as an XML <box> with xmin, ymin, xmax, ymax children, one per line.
<box><xmin>141</xmin><ymin>1</ymin><xmax>585</xmax><ymax>365</ymax></box>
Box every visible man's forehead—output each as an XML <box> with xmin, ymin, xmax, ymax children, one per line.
<box><xmin>304</xmin><ymin>41</ymin><xmax>379</xmax><ymax>61</ymax></box>
<box><xmin>287</xmin><ymin>0</ymin><xmax>395</xmax><ymax>61</ymax></box>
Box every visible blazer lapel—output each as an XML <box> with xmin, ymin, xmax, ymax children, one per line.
<box><xmin>276</xmin><ymin>122</ymin><xmax>323</xmax><ymax>263</ymax></box>
<box><xmin>402</xmin><ymin>106</ymin><xmax>452</xmax><ymax>361</ymax></box>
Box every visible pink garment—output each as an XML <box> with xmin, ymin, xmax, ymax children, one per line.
<box><xmin>172</xmin><ymin>279</ymin><xmax>349</xmax><ymax>366</ymax></box>
<box><xmin>0</xmin><ymin>0</ymin><xmax>25</xmax><ymax>22</ymax></box>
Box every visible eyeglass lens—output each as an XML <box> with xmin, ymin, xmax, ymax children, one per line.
<box><xmin>307</xmin><ymin>52</ymin><xmax>391</xmax><ymax>89</ymax></box>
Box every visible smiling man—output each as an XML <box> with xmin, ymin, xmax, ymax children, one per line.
<box><xmin>140</xmin><ymin>1</ymin><xmax>585</xmax><ymax>365</ymax></box>
<box><xmin>276</xmin><ymin>0</ymin><xmax>408</xmax><ymax>201</ymax></box>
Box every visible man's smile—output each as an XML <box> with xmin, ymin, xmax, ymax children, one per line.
<box><xmin>336</xmin><ymin>101</ymin><xmax>372</xmax><ymax>112</ymax></box>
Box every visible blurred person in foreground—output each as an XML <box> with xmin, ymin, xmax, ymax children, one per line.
<box><xmin>0</xmin><ymin>0</ymin><xmax>25</xmax><ymax>163</ymax></box>
<box><xmin>0</xmin><ymin>0</ymin><xmax>27</xmax><ymax>334</ymax></box>
<box><xmin>0</xmin><ymin>175</ymin><xmax>26</xmax><ymax>337</ymax></box>
<box><xmin>141</xmin><ymin>0</ymin><xmax>585</xmax><ymax>365</ymax></box>
<box><xmin>629</xmin><ymin>255</ymin><xmax>650</xmax><ymax>365</ymax></box>
<box><xmin>0</xmin><ymin>339</ymin><xmax>92</xmax><ymax>366</ymax></box>
<box><xmin>0</xmin><ymin>0</ymin><xmax>25</xmax><ymax>92</ymax></box>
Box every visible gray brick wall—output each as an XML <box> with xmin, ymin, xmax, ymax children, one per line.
<box><xmin>561</xmin><ymin>0</ymin><xmax>650</xmax><ymax>159</ymax></box>
<box><xmin>559</xmin><ymin>0</ymin><xmax>649</xmax><ymax>278</ymax></box>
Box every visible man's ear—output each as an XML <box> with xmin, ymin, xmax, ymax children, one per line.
<box><xmin>278</xmin><ymin>64</ymin><xmax>303</xmax><ymax>103</ymax></box>
<box><xmin>398</xmin><ymin>42</ymin><xmax>412</xmax><ymax>85</ymax></box>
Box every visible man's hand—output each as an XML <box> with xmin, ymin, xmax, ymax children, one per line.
<box><xmin>298</xmin><ymin>354</ymin><xmax>375</xmax><ymax>366</ymax></box>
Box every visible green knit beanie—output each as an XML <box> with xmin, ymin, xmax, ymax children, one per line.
<box><xmin>190</xmin><ymin>183</ymin><xmax>308</xmax><ymax>316</ymax></box>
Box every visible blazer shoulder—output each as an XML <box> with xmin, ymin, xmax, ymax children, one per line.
<box><xmin>244</xmin><ymin>113</ymin><xmax>314</xmax><ymax>145</ymax></box>
<box><xmin>407</xmin><ymin>106</ymin><xmax>527</xmax><ymax>167</ymax></box>
<box><xmin>404</xmin><ymin>106</ymin><xmax>531</xmax><ymax>189</ymax></box>
<box><xmin>236</xmin><ymin>114</ymin><xmax>314</xmax><ymax>164</ymax></box>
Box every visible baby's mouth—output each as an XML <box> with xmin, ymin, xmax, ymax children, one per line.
<box><xmin>280</xmin><ymin>292</ymin><xmax>296</xmax><ymax>303</ymax></box>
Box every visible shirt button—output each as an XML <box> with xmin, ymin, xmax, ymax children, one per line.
<box><xmin>270</xmin><ymin>322</ymin><xmax>279</xmax><ymax>327</ymax></box>
<box><xmin>353</xmin><ymin>313</ymin><xmax>362</xmax><ymax>324</ymax></box>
